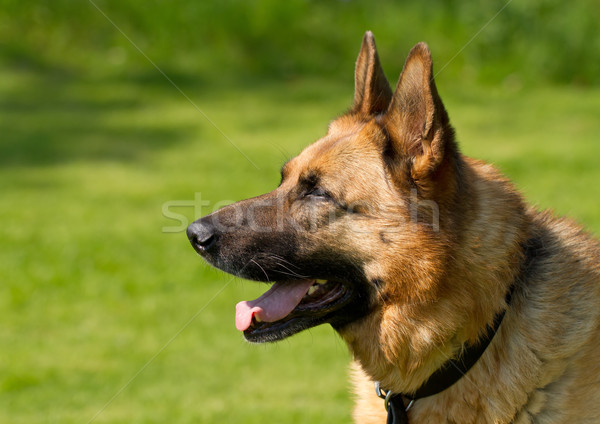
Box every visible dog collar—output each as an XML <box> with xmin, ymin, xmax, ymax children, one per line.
<box><xmin>375</xmin><ymin>283</ymin><xmax>516</xmax><ymax>424</ymax></box>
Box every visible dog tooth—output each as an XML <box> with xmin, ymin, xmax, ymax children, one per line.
<box><xmin>307</xmin><ymin>285</ymin><xmax>318</xmax><ymax>296</ymax></box>
<box><xmin>254</xmin><ymin>316</ymin><xmax>262</xmax><ymax>322</ymax></box>
<box><xmin>316</xmin><ymin>279</ymin><xmax>327</xmax><ymax>285</ymax></box>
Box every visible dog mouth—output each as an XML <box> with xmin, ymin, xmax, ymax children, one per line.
<box><xmin>235</xmin><ymin>279</ymin><xmax>352</xmax><ymax>342</ymax></box>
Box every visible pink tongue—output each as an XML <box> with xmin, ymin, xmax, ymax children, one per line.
<box><xmin>235</xmin><ymin>279</ymin><xmax>315</xmax><ymax>331</ymax></box>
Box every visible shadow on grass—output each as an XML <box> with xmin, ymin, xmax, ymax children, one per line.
<box><xmin>0</xmin><ymin>68</ymin><xmax>199</xmax><ymax>167</ymax></box>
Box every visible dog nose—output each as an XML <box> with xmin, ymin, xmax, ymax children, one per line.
<box><xmin>187</xmin><ymin>220</ymin><xmax>216</xmax><ymax>252</ymax></box>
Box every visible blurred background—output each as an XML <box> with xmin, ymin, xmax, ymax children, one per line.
<box><xmin>1</xmin><ymin>1</ymin><xmax>598</xmax><ymax>423</ymax></box>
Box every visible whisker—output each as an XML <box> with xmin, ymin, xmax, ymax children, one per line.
<box><xmin>250</xmin><ymin>258</ymin><xmax>270</xmax><ymax>282</ymax></box>
<box><xmin>272</xmin><ymin>267</ymin><xmax>310</xmax><ymax>280</ymax></box>
<box><xmin>262</xmin><ymin>253</ymin><xmax>302</xmax><ymax>269</ymax></box>
<box><xmin>273</xmin><ymin>256</ymin><xmax>302</xmax><ymax>269</ymax></box>
<box><xmin>273</xmin><ymin>261</ymin><xmax>310</xmax><ymax>279</ymax></box>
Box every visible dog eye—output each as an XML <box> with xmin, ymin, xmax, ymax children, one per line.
<box><xmin>306</xmin><ymin>187</ymin><xmax>330</xmax><ymax>198</ymax></box>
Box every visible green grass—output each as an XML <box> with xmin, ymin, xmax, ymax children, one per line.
<box><xmin>1</xmin><ymin>65</ymin><xmax>599</xmax><ymax>424</ymax></box>
<box><xmin>2</xmin><ymin>1</ymin><xmax>598</xmax><ymax>85</ymax></box>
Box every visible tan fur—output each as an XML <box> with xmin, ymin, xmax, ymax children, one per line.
<box><xmin>284</xmin><ymin>33</ymin><xmax>600</xmax><ymax>423</ymax></box>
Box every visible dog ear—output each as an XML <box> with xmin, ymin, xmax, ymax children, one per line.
<box><xmin>352</xmin><ymin>31</ymin><xmax>393</xmax><ymax>116</ymax></box>
<box><xmin>384</xmin><ymin>42</ymin><xmax>454</xmax><ymax>186</ymax></box>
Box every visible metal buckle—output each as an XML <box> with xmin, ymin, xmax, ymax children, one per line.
<box><xmin>375</xmin><ymin>382</ymin><xmax>415</xmax><ymax>412</ymax></box>
<box><xmin>374</xmin><ymin>382</ymin><xmax>393</xmax><ymax>412</ymax></box>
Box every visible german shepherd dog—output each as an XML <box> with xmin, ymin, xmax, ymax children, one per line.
<box><xmin>187</xmin><ymin>32</ymin><xmax>600</xmax><ymax>423</ymax></box>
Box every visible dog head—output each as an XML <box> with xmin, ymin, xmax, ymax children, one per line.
<box><xmin>187</xmin><ymin>32</ymin><xmax>470</xmax><ymax>352</ymax></box>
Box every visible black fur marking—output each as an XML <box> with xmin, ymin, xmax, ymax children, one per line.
<box><xmin>518</xmin><ymin>235</ymin><xmax>547</xmax><ymax>285</ymax></box>
<box><xmin>379</xmin><ymin>231</ymin><xmax>391</xmax><ymax>244</ymax></box>
<box><xmin>371</xmin><ymin>278</ymin><xmax>384</xmax><ymax>288</ymax></box>
<box><xmin>380</xmin><ymin>125</ymin><xmax>396</xmax><ymax>169</ymax></box>
<box><xmin>379</xmin><ymin>124</ymin><xmax>414</xmax><ymax>192</ymax></box>
<box><xmin>300</xmin><ymin>171</ymin><xmax>320</xmax><ymax>188</ymax></box>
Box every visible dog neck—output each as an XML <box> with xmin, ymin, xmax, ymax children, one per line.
<box><xmin>382</xmin><ymin>281</ymin><xmax>516</xmax><ymax>423</ymax></box>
